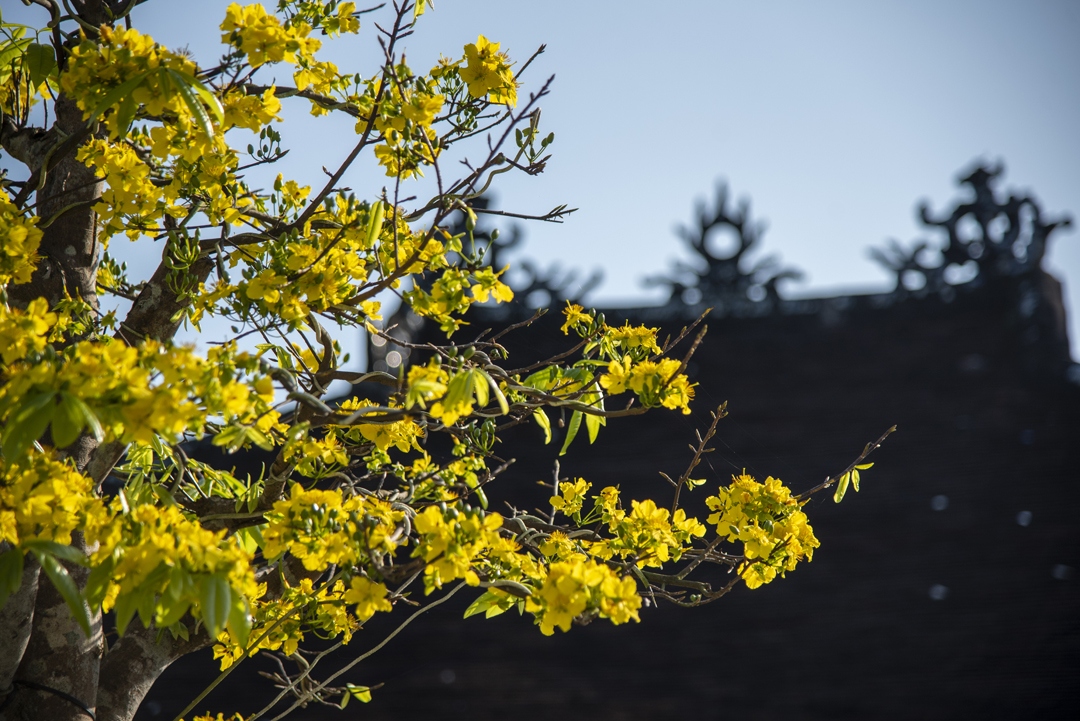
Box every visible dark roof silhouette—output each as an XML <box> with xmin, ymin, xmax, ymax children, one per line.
<box><xmin>141</xmin><ymin>165</ymin><xmax>1079</xmax><ymax>720</ymax></box>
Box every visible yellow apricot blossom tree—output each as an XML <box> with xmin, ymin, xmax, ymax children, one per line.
<box><xmin>0</xmin><ymin>2</ymin><xmax>891</xmax><ymax>720</ymax></box>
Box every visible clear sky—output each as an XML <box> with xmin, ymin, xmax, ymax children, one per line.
<box><xmin>8</xmin><ymin>0</ymin><xmax>1079</xmax><ymax>359</ymax></box>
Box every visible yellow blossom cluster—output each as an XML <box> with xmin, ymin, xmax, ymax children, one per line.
<box><xmin>343</xmin><ymin>575</ymin><xmax>393</xmax><ymax>621</ymax></box>
<box><xmin>0</xmin><ymin>298</ymin><xmax>54</xmax><ymax>365</ymax></box>
<box><xmin>214</xmin><ymin>576</ymin><xmax>359</xmax><ymax>670</ymax></box>
<box><xmin>60</xmin><ymin>25</ymin><xmax>203</xmax><ymax>139</ymax></box>
<box><xmin>404</xmin><ymin>359</ymin><xmax>449</xmax><ymax>410</ymax></box>
<box><xmin>524</xmin><ymin>559</ymin><xmax>641</xmax><ymax>635</ymax></box>
<box><xmin>220</xmin><ymin>2</ymin><xmax>321</xmax><ymax>68</ymax></box>
<box><xmin>550</xmin><ymin>478</ymin><xmax>590</xmax><ymax>518</ymax></box>
<box><xmin>561</xmin><ymin>303</ymin><xmax>662</xmax><ymax>360</ymax></box>
<box><xmin>554</xmin><ymin>303</ymin><xmax>689</xmax><ymax>414</ymax></box>
<box><xmin>458</xmin><ymin>35</ymin><xmax>518</xmax><ymax>107</ymax></box>
<box><xmin>221</xmin><ymin>85</ymin><xmax>282</xmax><ymax>131</ymax></box>
<box><xmin>705</xmin><ymin>473</ymin><xmax>820</xmax><ymax>589</ymax></box>
<box><xmin>403</xmin><ymin>360</ymin><xmax>505</xmax><ymax>428</ymax></box>
<box><xmin>403</xmin><ymin>452</ymin><xmax>489</xmax><ymax>504</ymax></box>
<box><xmin>281</xmin><ymin>431</ymin><xmax>348</xmax><ymax>478</ymax></box>
<box><xmin>226</xmin><ymin>196</ymin><xmax>412</xmax><ymax>324</ymax></box>
<box><xmin>588</xmin><ymin>487</ymin><xmax>706</xmax><ymax>568</ymax></box>
<box><xmin>560</xmin><ymin>302</ymin><xmax>593</xmax><ymax>334</ymax></box>
<box><xmin>411</xmin><ymin>505</ymin><xmax>505</xmax><ymax>593</ymax></box>
<box><xmin>600</xmin><ymin>357</ymin><xmax>694</xmax><ymax>414</ymax></box>
<box><xmin>377</xmin><ymin>225</ymin><xmax>450</xmax><ymax>277</ymax></box>
<box><xmin>0</xmin><ymin>449</ymin><xmax>258</xmax><ymax>641</ymax></box>
<box><xmin>0</xmin><ymin>191</ymin><xmax>43</xmax><ymax>286</ymax></box>
<box><xmin>0</xmin><ymin>336</ymin><xmax>279</xmax><ymax>451</ymax></box>
<box><xmin>368</xmin><ymin>66</ymin><xmax>446</xmax><ymax>179</ymax></box>
<box><xmin>0</xmin><ymin>449</ymin><xmax>110</xmax><ymax>548</ymax></box>
<box><xmin>145</xmin><ymin>123</ymin><xmax>249</xmax><ymax>227</ymax></box>
<box><xmin>261</xmin><ymin>484</ymin><xmax>404</xmax><ymax>571</ymax></box>
<box><xmin>76</xmin><ymin>139</ymin><xmax>169</xmax><ymax>239</ymax></box>
<box><xmin>92</xmin><ymin>503</ymin><xmax>261</xmax><ymax>636</ymax></box>
<box><xmin>334</xmin><ymin>398</ymin><xmax>424</xmax><ymax>454</ymax></box>
<box><xmin>604</xmin><ymin>321</ymin><xmax>662</xmax><ymax>356</ymax></box>
<box><xmin>405</xmin><ymin>266</ymin><xmax>514</xmax><ymax>335</ymax></box>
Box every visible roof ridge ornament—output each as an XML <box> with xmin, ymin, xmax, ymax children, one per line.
<box><xmin>646</xmin><ymin>183</ymin><xmax>802</xmax><ymax>312</ymax></box>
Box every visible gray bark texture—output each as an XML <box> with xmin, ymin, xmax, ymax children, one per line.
<box><xmin>0</xmin><ymin>553</ymin><xmax>39</xmax><ymax>693</ymax></box>
<box><xmin>2</xmin><ymin>536</ymin><xmax>103</xmax><ymax>721</ymax></box>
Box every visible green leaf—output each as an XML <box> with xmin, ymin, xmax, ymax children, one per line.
<box><xmin>443</xmin><ymin>371</ymin><xmax>474</xmax><ymax>412</ymax></box>
<box><xmin>0</xmin><ymin>548</ymin><xmax>24</xmax><ymax>608</ymax></box>
<box><xmin>24</xmin><ymin>42</ymin><xmax>55</xmax><ymax>89</ymax></box>
<box><xmin>51</xmin><ymin>393</ymin><xmax>86</xmax><ymax>449</ymax></box>
<box><xmin>114</xmin><ymin>590</ymin><xmax>139</xmax><ymax>636</ymax></box>
<box><xmin>345</xmin><ymin>684</ymin><xmax>372</xmax><ymax>703</ymax></box>
<box><xmin>157</xmin><ymin>596</ymin><xmax>192</xmax><ymax>628</ymax></box>
<box><xmin>245</xmin><ymin>425</ymin><xmax>274</xmax><ymax>451</ymax></box>
<box><xmin>34</xmin><ymin>551</ymin><xmax>92</xmax><ymax>637</ymax></box>
<box><xmin>84</xmin><ymin>553</ymin><xmax>117</xmax><ymax>607</ymax></box>
<box><xmin>522</xmin><ymin>366</ymin><xmax>559</xmax><ymax>391</ymax></box>
<box><xmin>199</xmin><ymin>574</ymin><xmax>231</xmax><ymax>638</ymax></box>
<box><xmin>167</xmin><ymin>68</ymin><xmax>224</xmax><ymax>125</ymax></box>
<box><xmin>165</xmin><ymin>68</ymin><xmax>215</xmax><ymax>139</ymax></box>
<box><xmin>165</xmin><ymin>564</ymin><xmax>188</xmax><ymax>603</ymax></box>
<box><xmin>585</xmin><ymin>411</ymin><xmax>601</xmax><ymax>444</ymax></box>
<box><xmin>69</xmin><ymin>394</ymin><xmax>104</xmax><ymax>443</ymax></box>
<box><xmin>227</xmin><ymin>595</ymin><xmax>252</xmax><ymax>647</ymax></box>
<box><xmin>851</xmin><ymin>469</ymin><xmax>861</xmax><ymax>492</ymax></box>
<box><xmin>21</xmin><ymin>539</ymin><xmax>88</xmax><ymax>567</ymax></box>
<box><xmin>464</xmin><ymin>590</ymin><xmax>498</xmax><ymax>618</ymax></box>
<box><xmin>365</xmin><ymin>200</ymin><xmax>386</xmax><ymax>249</ymax></box>
<box><xmin>480</xmin><ymin>370</ymin><xmax>509</xmax><ymax>414</ymax></box>
<box><xmin>559</xmin><ymin>410</ymin><xmax>583</xmax><ymax>457</ymax></box>
<box><xmin>236</xmin><ymin>527</ymin><xmax>259</xmax><ymax>555</ymax></box>
<box><xmin>532</xmin><ymin>408</ymin><xmax>551</xmax><ymax>444</ymax></box>
<box><xmin>471</xmin><ymin>369</ymin><xmax>489</xmax><ymax>408</ymax></box>
<box><xmin>0</xmin><ymin>37</ymin><xmax>31</xmax><ymax>83</ymax></box>
<box><xmin>168</xmin><ymin>620</ymin><xmax>190</xmax><ymax>642</ymax></box>
<box><xmin>3</xmin><ymin>391</ymin><xmax>57</xmax><ymax>458</ymax></box>
<box><xmin>833</xmin><ymin>472</ymin><xmax>851</xmax><ymax>504</ymax></box>
<box><xmin>86</xmin><ymin>71</ymin><xmax>150</xmax><ymax>122</ymax></box>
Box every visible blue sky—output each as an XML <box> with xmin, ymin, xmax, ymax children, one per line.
<box><xmin>8</xmin><ymin>0</ymin><xmax>1079</xmax><ymax>359</ymax></box>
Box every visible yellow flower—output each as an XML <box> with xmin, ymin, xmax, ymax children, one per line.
<box><xmin>705</xmin><ymin>473</ymin><xmax>819</xmax><ymax>589</ymax></box>
<box><xmin>245</xmin><ymin>270</ymin><xmax>285</xmax><ymax>303</ymax></box>
<box><xmin>599</xmin><ymin>357</ymin><xmax>632</xmax><ymax>395</ymax></box>
<box><xmin>561</xmin><ymin>302</ymin><xmax>591</xmax><ymax>334</ymax></box>
<box><xmin>550</xmin><ymin>478</ymin><xmax>591</xmax><ymax>517</ymax></box>
<box><xmin>459</xmin><ymin>35</ymin><xmax>517</xmax><ymax>106</ymax></box>
<box><xmin>220</xmin><ymin>3</ymin><xmax>321</xmax><ymax>68</ymax></box>
<box><xmin>605</xmin><ymin>322</ymin><xmax>660</xmax><ymax>354</ymax></box>
<box><xmin>222</xmin><ymin>86</ymin><xmax>282</xmax><ymax>131</ymax></box>
<box><xmin>343</xmin><ymin>577</ymin><xmax>393</xmax><ymax>621</ymax></box>
<box><xmin>0</xmin><ymin>193</ymin><xmax>44</xmax><ymax>286</ymax></box>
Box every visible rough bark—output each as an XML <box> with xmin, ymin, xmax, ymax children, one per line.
<box><xmin>95</xmin><ymin>621</ymin><xmax>212</xmax><ymax>721</ymax></box>
<box><xmin>119</xmin><ymin>256</ymin><xmax>213</xmax><ymax>344</ymax></box>
<box><xmin>6</xmin><ymin>97</ymin><xmax>102</xmax><ymax>315</ymax></box>
<box><xmin>3</xmin><ymin>536</ymin><xmax>102</xmax><ymax>721</ymax></box>
<box><xmin>0</xmin><ymin>553</ymin><xmax>39</xmax><ymax>694</ymax></box>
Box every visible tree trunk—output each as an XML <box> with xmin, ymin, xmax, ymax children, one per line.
<box><xmin>6</xmin><ymin>97</ymin><xmax>102</xmax><ymax>317</ymax></box>
<box><xmin>2</xmin><ymin>536</ymin><xmax>102</xmax><ymax>721</ymax></box>
<box><xmin>0</xmin><ymin>552</ymin><xmax>39</xmax><ymax>693</ymax></box>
